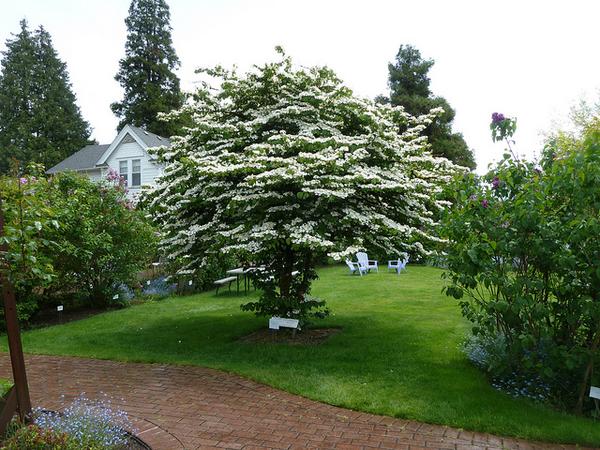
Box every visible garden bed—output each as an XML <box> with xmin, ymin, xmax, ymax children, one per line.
<box><xmin>240</xmin><ymin>327</ymin><xmax>341</xmax><ymax>345</ymax></box>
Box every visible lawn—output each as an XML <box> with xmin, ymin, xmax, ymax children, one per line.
<box><xmin>2</xmin><ymin>265</ymin><xmax>599</xmax><ymax>445</ymax></box>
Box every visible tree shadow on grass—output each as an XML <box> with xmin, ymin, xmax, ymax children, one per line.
<box><xmin>97</xmin><ymin>313</ymin><xmax>599</xmax><ymax>443</ymax></box>
<box><xmin>18</xmin><ymin>303</ymin><xmax>600</xmax><ymax>445</ymax></box>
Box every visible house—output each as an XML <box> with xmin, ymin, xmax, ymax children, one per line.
<box><xmin>47</xmin><ymin>124</ymin><xmax>170</xmax><ymax>198</ymax></box>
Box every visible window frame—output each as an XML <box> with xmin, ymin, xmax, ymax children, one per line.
<box><xmin>131</xmin><ymin>159</ymin><xmax>141</xmax><ymax>187</ymax></box>
<box><xmin>119</xmin><ymin>160</ymin><xmax>129</xmax><ymax>186</ymax></box>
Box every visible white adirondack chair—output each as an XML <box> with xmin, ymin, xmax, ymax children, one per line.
<box><xmin>388</xmin><ymin>255</ymin><xmax>409</xmax><ymax>274</ymax></box>
<box><xmin>345</xmin><ymin>259</ymin><xmax>366</xmax><ymax>276</ymax></box>
<box><xmin>356</xmin><ymin>252</ymin><xmax>378</xmax><ymax>272</ymax></box>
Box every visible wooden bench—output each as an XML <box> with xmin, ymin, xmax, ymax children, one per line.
<box><xmin>214</xmin><ymin>276</ymin><xmax>237</xmax><ymax>295</ymax></box>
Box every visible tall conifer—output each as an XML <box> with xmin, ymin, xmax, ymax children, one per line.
<box><xmin>0</xmin><ymin>20</ymin><xmax>91</xmax><ymax>173</ymax></box>
<box><xmin>111</xmin><ymin>0</ymin><xmax>183</xmax><ymax>137</ymax></box>
<box><xmin>380</xmin><ymin>45</ymin><xmax>476</xmax><ymax>169</ymax></box>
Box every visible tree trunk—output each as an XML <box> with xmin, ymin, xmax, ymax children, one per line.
<box><xmin>278</xmin><ymin>246</ymin><xmax>294</xmax><ymax>299</ymax></box>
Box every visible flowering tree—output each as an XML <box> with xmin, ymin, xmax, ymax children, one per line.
<box><xmin>146</xmin><ymin>50</ymin><xmax>458</xmax><ymax>323</ymax></box>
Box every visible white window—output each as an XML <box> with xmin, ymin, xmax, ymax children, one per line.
<box><xmin>131</xmin><ymin>159</ymin><xmax>141</xmax><ymax>186</ymax></box>
<box><xmin>119</xmin><ymin>160</ymin><xmax>128</xmax><ymax>186</ymax></box>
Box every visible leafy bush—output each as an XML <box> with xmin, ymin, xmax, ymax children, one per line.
<box><xmin>241</xmin><ymin>267</ymin><xmax>330</xmax><ymax>327</ymax></box>
<box><xmin>443</xmin><ymin>113</ymin><xmax>600</xmax><ymax>412</ymax></box>
<box><xmin>0</xmin><ymin>169</ymin><xmax>156</xmax><ymax>324</ymax></box>
<box><xmin>0</xmin><ymin>168</ymin><xmax>57</xmax><ymax>325</ymax></box>
<box><xmin>44</xmin><ymin>171</ymin><xmax>157</xmax><ymax>306</ymax></box>
<box><xmin>188</xmin><ymin>253</ymin><xmax>237</xmax><ymax>293</ymax></box>
<box><xmin>463</xmin><ymin>333</ymin><xmax>550</xmax><ymax>402</ymax></box>
<box><xmin>33</xmin><ymin>395</ymin><xmax>133</xmax><ymax>449</ymax></box>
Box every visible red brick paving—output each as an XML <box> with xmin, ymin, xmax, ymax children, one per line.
<box><xmin>0</xmin><ymin>354</ymin><xmax>590</xmax><ymax>450</ymax></box>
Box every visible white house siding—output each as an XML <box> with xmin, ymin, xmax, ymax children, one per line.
<box><xmin>81</xmin><ymin>168</ymin><xmax>103</xmax><ymax>181</ymax></box>
<box><xmin>141</xmin><ymin>158</ymin><xmax>162</xmax><ymax>188</ymax></box>
<box><xmin>103</xmin><ymin>137</ymin><xmax>163</xmax><ymax>200</ymax></box>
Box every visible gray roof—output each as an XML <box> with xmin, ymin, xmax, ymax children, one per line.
<box><xmin>47</xmin><ymin>125</ymin><xmax>170</xmax><ymax>174</ymax></box>
<box><xmin>47</xmin><ymin>144</ymin><xmax>109</xmax><ymax>174</ymax></box>
<box><xmin>128</xmin><ymin>125</ymin><xmax>171</xmax><ymax>148</ymax></box>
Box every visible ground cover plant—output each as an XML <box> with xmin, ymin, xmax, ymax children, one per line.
<box><xmin>145</xmin><ymin>49</ymin><xmax>458</xmax><ymax>325</ymax></box>
<box><xmin>3</xmin><ymin>266</ymin><xmax>600</xmax><ymax>446</ymax></box>
<box><xmin>1</xmin><ymin>395</ymin><xmax>134</xmax><ymax>449</ymax></box>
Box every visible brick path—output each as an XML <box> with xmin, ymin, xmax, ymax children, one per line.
<box><xmin>0</xmin><ymin>354</ymin><xmax>589</xmax><ymax>450</ymax></box>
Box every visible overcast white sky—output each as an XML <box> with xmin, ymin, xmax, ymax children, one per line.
<box><xmin>1</xmin><ymin>0</ymin><xmax>599</xmax><ymax>172</ymax></box>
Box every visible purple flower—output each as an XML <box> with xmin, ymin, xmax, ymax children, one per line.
<box><xmin>481</xmin><ymin>199</ymin><xmax>489</xmax><ymax>208</ymax></box>
<box><xmin>106</xmin><ymin>168</ymin><xmax>121</xmax><ymax>182</ymax></box>
<box><xmin>492</xmin><ymin>176</ymin><xmax>500</xmax><ymax>189</ymax></box>
<box><xmin>19</xmin><ymin>177</ymin><xmax>28</xmax><ymax>185</ymax></box>
<box><xmin>491</xmin><ymin>112</ymin><xmax>506</xmax><ymax>124</ymax></box>
<box><xmin>469</xmin><ymin>194</ymin><xmax>477</xmax><ymax>201</ymax></box>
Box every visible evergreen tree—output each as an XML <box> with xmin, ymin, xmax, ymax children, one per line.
<box><xmin>111</xmin><ymin>0</ymin><xmax>183</xmax><ymax>137</ymax></box>
<box><xmin>380</xmin><ymin>45</ymin><xmax>476</xmax><ymax>169</ymax></box>
<box><xmin>0</xmin><ymin>20</ymin><xmax>91</xmax><ymax>173</ymax></box>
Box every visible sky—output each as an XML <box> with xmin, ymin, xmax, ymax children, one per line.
<box><xmin>1</xmin><ymin>0</ymin><xmax>599</xmax><ymax>172</ymax></box>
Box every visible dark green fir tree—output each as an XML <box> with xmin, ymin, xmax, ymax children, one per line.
<box><xmin>0</xmin><ymin>20</ymin><xmax>91</xmax><ymax>173</ymax></box>
<box><xmin>111</xmin><ymin>0</ymin><xmax>184</xmax><ymax>137</ymax></box>
<box><xmin>378</xmin><ymin>45</ymin><xmax>476</xmax><ymax>169</ymax></box>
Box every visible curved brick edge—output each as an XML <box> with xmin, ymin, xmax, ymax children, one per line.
<box><xmin>0</xmin><ymin>354</ymin><xmax>593</xmax><ymax>450</ymax></box>
<box><xmin>129</xmin><ymin>415</ymin><xmax>185</xmax><ymax>449</ymax></box>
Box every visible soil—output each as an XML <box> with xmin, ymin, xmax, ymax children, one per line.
<box><xmin>28</xmin><ymin>306</ymin><xmax>119</xmax><ymax>329</ymax></box>
<box><xmin>240</xmin><ymin>327</ymin><xmax>341</xmax><ymax>345</ymax></box>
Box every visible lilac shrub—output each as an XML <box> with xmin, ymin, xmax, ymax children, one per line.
<box><xmin>443</xmin><ymin>113</ymin><xmax>600</xmax><ymax>412</ymax></box>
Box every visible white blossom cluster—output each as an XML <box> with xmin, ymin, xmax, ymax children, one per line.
<box><xmin>145</xmin><ymin>52</ymin><xmax>460</xmax><ymax>274</ymax></box>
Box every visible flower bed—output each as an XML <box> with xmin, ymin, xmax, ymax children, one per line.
<box><xmin>1</xmin><ymin>395</ymin><xmax>151</xmax><ymax>449</ymax></box>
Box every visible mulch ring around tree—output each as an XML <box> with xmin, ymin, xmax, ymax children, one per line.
<box><xmin>240</xmin><ymin>327</ymin><xmax>341</xmax><ymax>345</ymax></box>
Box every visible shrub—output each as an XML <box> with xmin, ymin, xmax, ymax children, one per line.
<box><xmin>44</xmin><ymin>171</ymin><xmax>157</xmax><ymax>306</ymax></box>
<box><xmin>443</xmin><ymin>113</ymin><xmax>600</xmax><ymax>412</ymax></box>
<box><xmin>0</xmin><ymin>168</ymin><xmax>57</xmax><ymax>325</ymax></box>
<box><xmin>0</xmin><ymin>169</ymin><xmax>157</xmax><ymax>324</ymax></box>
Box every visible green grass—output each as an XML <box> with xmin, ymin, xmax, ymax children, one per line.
<box><xmin>0</xmin><ymin>378</ymin><xmax>12</xmax><ymax>398</ymax></box>
<box><xmin>2</xmin><ymin>265</ymin><xmax>599</xmax><ymax>445</ymax></box>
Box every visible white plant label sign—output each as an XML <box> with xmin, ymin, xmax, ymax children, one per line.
<box><xmin>57</xmin><ymin>305</ymin><xmax>64</xmax><ymax>312</ymax></box>
<box><xmin>269</xmin><ymin>317</ymin><xmax>299</xmax><ymax>330</ymax></box>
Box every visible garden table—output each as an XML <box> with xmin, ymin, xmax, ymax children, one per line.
<box><xmin>226</xmin><ymin>268</ymin><xmax>245</xmax><ymax>293</ymax></box>
<box><xmin>226</xmin><ymin>267</ymin><xmax>259</xmax><ymax>294</ymax></box>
